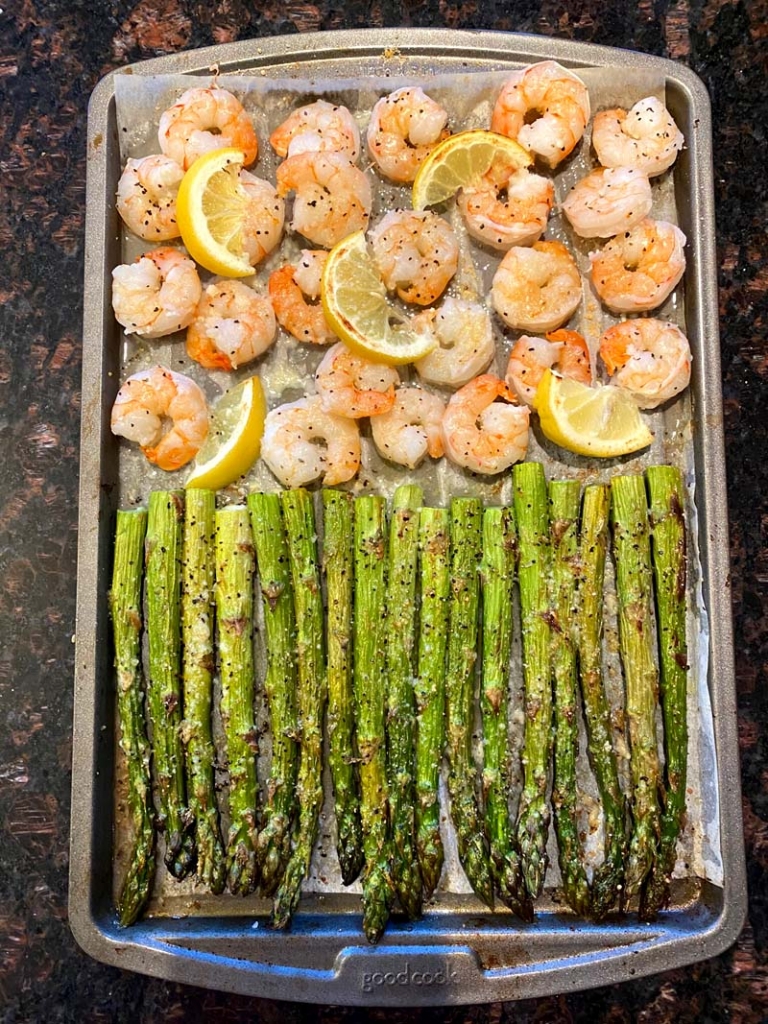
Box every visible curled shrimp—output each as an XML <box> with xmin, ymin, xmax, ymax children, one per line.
<box><xmin>110</xmin><ymin>365</ymin><xmax>209</xmax><ymax>471</ymax></box>
<box><xmin>270</xmin><ymin>99</ymin><xmax>360</xmax><ymax>161</ymax></box>
<box><xmin>186</xmin><ymin>280</ymin><xmax>277</xmax><ymax>371</ymax></box>
<box><xmin>268</xmin><ymin>251</ymin><xmax>335</xmax><ymax>346</ymax></box>
<box><xmin>561</xmin><ymin>166</ymin><xmax>653</xmax><ymax>239</ymax></box>
<box><xmin>505</xmin><ymin>329</ymin><xmax>592</xmax><ymax>406</ymax></box>
<box><xmin>369</xmin><ymin>210</ymin><xmax>459</xmax><ymax>306</ymax></box>
<box><xmin>261</xmin><ymin>396</ymin><xmax>361</xmax><ymax>487</ymax></box>
<box><xmin>457</xmin><ymin>163</ymin><xmax>554</xmax><ymax>251</ymax></box>
<box><xmin>412</xmin><ymin>298</ymin><xmax>496</xmax><ymax>389</ymax></box>
<box><xmin>491</xmin><ymin>61</ymin><xmax>591</xmax><ymax>169</ymax></box>
<box><xmin>592</xmin><ymin>96</ymin><xmax>684</xmax><ymax>178</ymax></box>
<box><xmin>370</xmin><ymin>386</ymin><xmax>445</xmax><ymax>469</ymax></box>
<box><xmin>158</xmin><ymin>86</ymin><xmax>258</xmax><ymax>170</ymax></box>
<box><xmin>589</xmin><ymin>218</ymin><xmax>687</xmax><ymax>313</ymax></box>
<box><xmin>441</xmin><ymin>374</ymin><xmax>530</xmax><ymax>475</ymax></box>
<box><xmin>116</xmin><ymin>155</ymin><xmax>183</xmax><ymax>242</ymax></box>
<box><xmin>599</xmin><ymin>318</ymin><xmax>692</xmax><ymax>409</ymax></box>
<box><xmin>276</xmin><ymin>151</ymin><xmax>372</xmax><ymax>249</ymax></box>
<box><xmin>112</xmin><ymin>247</ymin><xmax>201</xmax><ymax>339</ymax></box>
<box><xmin>237</xmin><ymin>171</ymin><xmax>285</xmax><ymax>266</ymax></box>
<box><xmin>366</xmin><ymin>87</ymin><xmax>449</xmax><ymax>183</ymax></box>
<box><xmin>491</xmin><ymin>240</ymin><xmax>582</xmax><ymax>333</ymax></box>
<box><xmin>315</xmin><ymin>342</ymin><xmax>399</xmax><ymax>418</ymax></box>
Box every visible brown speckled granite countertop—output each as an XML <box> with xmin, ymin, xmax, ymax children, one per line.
<box><xmin>1</xmin><ymin>2</ymin><xmax>767</xmax><ymax>1020</ymax></box>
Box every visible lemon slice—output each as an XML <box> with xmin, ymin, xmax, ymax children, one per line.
<box><xmin>185</xmin><ymin>376</ymin><xmax>266</xmax><ymax>489</ymax></box>
<box><xmin>534</xmin><ymin>369</ymin><xmax>653</xmax><ymax>458</ymax></box>
<box><xmin>321</xmin><ymin>230</ymin><xmax>435</xmax><ymax>365</ymax></box>
<box><xmin>412</xmin><ymin>130</ymin><xmax>532</xmax><ymax>210</ymax></box>
<box><xmin>176</xmin><ymin>147</ymin><xmax>254</xmax><ymax>277</ymax></box>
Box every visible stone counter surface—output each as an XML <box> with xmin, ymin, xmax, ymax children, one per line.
<box><xmin>0</xmin><ymin>1</ymin><xmax>766</xmax><ymax>1021</ymax></box>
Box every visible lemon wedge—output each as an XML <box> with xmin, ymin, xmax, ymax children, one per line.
<box><xmin>534</xmin><ymin>369</ymin><xmax>653</xmax><ymax>458</ymax></box>
<box><xmin>321</xmin><ymin>230</ymin><xmax>435</xmax><ymax>365</ymax></box>
<box><xmin>412</xmin><ymin>130</ymin><xmax>532</xmax><ymax>210</ymax></box>
<box><xmin>185</xmin><ymin>376</ymin><xmax>266</xmax><ymax>489</ymax></box>
<box><xmin>176</xmin><ymin>147</ymin><xmax>254</xmax><ymax>277</ymax></box>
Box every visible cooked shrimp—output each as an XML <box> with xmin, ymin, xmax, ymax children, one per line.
<box><xmin>112</xmin><ymin>247</ymin><xmax>202</xmax><ymax>339</ymax></box>
<box><xmin>491</xmin><ymin>240</ymin><xmax>582</xmax><ymax>333</ymax></box>
<box><xmin>268</xmin><ymin>251</ymin><xmax>335</xmax><ymax>346</ymax></box>
<box><xmin>369</xmin><ymin>210</ymin><xmax>459</xmax><ymax>306</ymax></box>
<box><xmin>441</xmin><ymin>374</ymin><xmax>530</xmax><ymax>475</ymax></box>
<box><xmin>599</xmin><ymin>319</ymin><xmax>692</xmax><ymax>409</ymax></box>
<box><xmin>457</xmin><ymin>163</ymin><xmax>554</xmax><ymax>250</ymax></box>
<box><xmin>592</xmin><ymin>96</ymin><xmax>684</xmax><ymax>178</ymax></box>
<box><xmin>261</xmin><ymin>397</ymin><xmax>361</xmax><ymax>487</ymax></box>
<box><xmin>561</xmin><ymin>166</ymin><xmax>653</xmax><ymax>239</ymax></box>
<box><xmin>370</xmin><ymin>386</ymin><xmax>445</xmax><ymax>469</ymax></box>
<box><xmin>110</xmin><ymin>365</ymin><xmax>208</xmax><ymax>471</ymax></box>
<box><xmin>186</xmin><ymin>280</ymin><xmax>277</xmax><ymax>370</ymax></box>
<box><xmin>491</xmin><ymin>61</ymin><xmax>590</xmax><ymax>169</ymax></box>
<box><xmin>315</xmin><ymin>343</ymin><xmax>399</xmax><ymax>418</ymax></box>
<box><xmin>116</xmin><ymin>155</ymin><xmax>184</xmax><ymax>242</ymax></box>
<box><xmin>270</xmin><ymin>99</ymin><xmax>360</xmax><ymax>161</ymax></box>
<box><xmin>276</xmin><ymin>151</ymin><xmax>372</xmax><ymax>249</ymax></box>
<box><xmin>158</xmin><ymin>86</ymin><xmax>258</xmax><ymax>170</ymax></box>
<box><xmin>413</xmin><ymin>298</ymin><xmax>496</xmax><ymax>388</ymax></box>
<box><xmin>505</xmin><ymin>329</ymin><xmax>591</xmax><ymax>406</ymax></box>
<box><xmin>237</xmin><ymin>171</ymin><xmax>285</xmax><ymax>266</ymax></box>
<box><xmin>366</xmin><ymin>87</ymin><xmax>449</xmax><ymax>183</ymax></box>
<box><xmin>589</xmin><ymin>218</ymin><xmax>687</xmax><ymax>313</ymax></box>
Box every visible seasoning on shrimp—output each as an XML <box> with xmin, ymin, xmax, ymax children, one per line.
<box><xmin>112</xmin><ymin>247</ymin><xmax>202</xmax><ymax>339</ymax></box>
<box><xmin>370</xmin><ymin>386</ymin><xmax>445</xmax><ymax>469</ymax></box>
<box><xmin>457</xmin><ymin>162</ymin><xmax>554</xmax><ymax>250</ymax></box>
<box><xmin>116</xmin><ymin>155</ymin><xmax>184</xmax><ymax>242</ymax></box>
<box><xmin>491</xmin><ymin>240</ymin><xmax>582</xmax><ymax>333</ymax></box>
<box><xmin>491</xmin><ymin>61</ymin><xmax>590</xmax><ymax>169</ymax></box>
<box><xmin>412</xmin><ymin>298</ymin><xmax>496</xmax><ymax>389</ymax></box>
<box><xmin>158</xmin><ymin>86</ymin><xmax>258</xmax><ymax>170</ymax></box>
<box><xmin>592</xmin><ymin>96</ymin><xmax>684</xmax><ymax>178</ymax></box>
<box><xmin>367</xmin><ymin>87</ymin><xmax>449</xmax><ymax>183</ymax></box>
<box><xmin>268</xmin><ymin>251</ymin><xmax>335</xmax><ymax>346</ymax></box>
<box><xmin>110</xmin><ymin>365</ymin><xmax>208</xmax><ymax>471</ymax></box>
<box><xmin>276</xmin><ymin>151</ymin><xmax>372</xmax><ymax>249</ymax></box>
<box><xmin>505</xmin><ymin>329</ymin><xmax>592</xmax><ymax>406</ymax></box>
<box><xmin>261</xmin><ymin>396</ymin><xmax>361</xmax><ymax>488</ymax></box>
<box><xmin>561</xmin><ymin>166</ymin><xmax>653</xmax><ymax>239</ymax></box>
<box><xmin>369</xmin><ymin>210</ymin><xmax>459</xmax><ymax>306</ymax></box>
<box><xmin>441</xmin><ymin>374</ymin><xmax>529</xmax><ymax>475</ymax></box>
<box><xmin>315</xmin><ymin>343</ymin><xmax>399</xmax><ymax>418</ymax></box>
<box><xmin>599</xmin><ymin>318</ymin><xmax>692</xmax><ymax>409</ymax></box>
<box><xmin>270</xmin><ymin>99</ymin><xmax>360</xmax><ymax>161</ymax></box>
<box><xmin>237</xmin><ymin>171</ymin><xmax>285</xmax><ymax>266</ymax></box>
<box><xmin>186</xmin><ymin>280</ymin><xmax>277</xmax><ymax>371</ymax></box>
<box><xmin>589</xmin><ymin>218</ymin><xmax>687</xmax><ymax>313</ymax></box>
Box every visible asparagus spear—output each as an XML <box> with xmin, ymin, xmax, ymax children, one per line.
<box><xmin>414</xmin><ymin>507</ymin><xmax>451</xmax><ymax>899</ymax></box>
<box><xmin>445</xmin><ymin>498</ymin><xmax>494</xmax><ymax>910</ymax></box>
<box><xmin>611</xmin><ymin>475</ymin><xmax>663</xmax><ymax>900</ymax></box>
<box><xmin>323</xmin><ymin>489</ymin><xmax>364</xmax><ymax>887</ymax></box>
<box><xmin>215</xmin><ymin>505</ymin><xmax>259</xmax><ymax>895</ymax></box>
<box><xmin>578</xmin><ymin>484</ymin><xmax>627</xmax><ymax>920</ymax></box>
<box><xmin>513</xmin><ymin>462</ymin><xmax>553</xmax><ymax>900</ymax></box>
<box><xmin>272</xmin><ymin>490</ymin><xmax>326</xmax><ymax>928</ymax></box>
<box><xmin>111</xmin><ymin>509</ymin><xmax>155</xmax><ymax>926</ymax></box>
<box><xmin>640</xmin><ymin>466</ymin><xmax>689</xmax><ymax>921</ymax></box>
<box><xmin>248</xmin><ymin>492</ymin><xmax>299</xmax><ymax>896</ymax></box>
<box><xmin>181</xmin><ymin>490</ymin><xmax>226</xmax><ymax>894</ymax></box>
<box><xmin>146</xmin><ymin>491</ymin><xmax>195</xmax><ymax>879</ymax></box>
<box><xmin>481</xmin><ymin>506</ymin><xmax>532</xmax><ymax>921</ymax></box>
<box><xmin>353</xmin><ymin>496</ymin><xmax>393</xmax><ymax>942</ymax></box>
<box><xmin>549</xmin><ymin>480</ymin><xmax>590</xmax><ymax>917</ymax></box>
<box><xmin>384</xmin><ymin>484</ymin><xmax>423</xmax><ymax>918</ymax></box>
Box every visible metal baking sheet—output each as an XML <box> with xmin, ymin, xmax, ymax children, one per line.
<box><xmin>71</xmin><ymin>29</ymin><xmax>746</xmax><ymax>1005</ymax></box>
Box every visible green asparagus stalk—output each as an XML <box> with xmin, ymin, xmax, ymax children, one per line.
<box><xmin>111</xmin><ymin>509</ymin><xmax>155</xmax><ymax>926</ymax></box>
<box><xmin>248</xmin><ymin>492</ymin><xmax>299</xmax><ymax>896</ymax></box>
<box><xmin>549</xmin><ymin>481</ymin><xmax>590</xmax><ymax>917</ymax></box>
<box><xmin>640</xmin><ymin>466</ymin><xmax>689</xmax><ymax>921</ymax></box>
<box><xmin>146</xmin><ymin>491</ymin><xmax>195</xmax><ymax>879</ymax></box>
<box><xmin>215</xmin><ymin>505</ymin><xmax>259</xmax><ymax>895</ymax></box>
<box><xmin>272</xmin><ymin>490</ymin><xmax>326</xmax><ymax>928</ymax></box>
<box><xmin>181</xmin><ymin>490</ymin><xmax>226</xmax><ymax>894</ymax></box>
<box><xmin>513</xmin><ymin>462</ymin><xmax>553</xmax><ymax>900</ymax></box>
<box><xmin>384</xmin><ymin>484</ymin><xmax>423</xmax><ymax>918</ymax></box>
<box><xmin>445</xmin><ymin>498</ymin><xmax>494</xmax><ymax>910</ymax></box>
<box><xmin>414</xmin><ymin>507</ymin><xmax>451</xmax><ymax>899</ymax></box>
<box><xmin>353</xmin><ymin>496</ymin><xmax>393</xmax><ymax>942</ymax></box>
<box><xmin>481</xmin><ymin>506</ymin><xmax>532</xmax><ymax>921</ymax></box>
<box><xmin>578</xmin><ymin>484</ymin><xmax>627</xmax><ymax>920</ymax></box>
<box><xmin>611</xmin><ymin>475</ymin><xmax>663</xmax><ymax>900</ymax></box>
<box><xmin>323</xmin><ymin>489</ymin><xmax>364</xmax><ymax>887</ymax></box>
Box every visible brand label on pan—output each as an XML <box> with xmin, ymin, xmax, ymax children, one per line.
<box><xmin>360</xmin><ymin>962</ymin><xmax>460</xmax><ymax>993</ymax></box>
